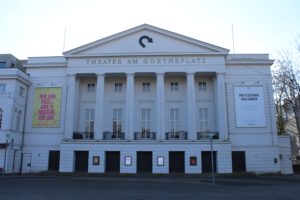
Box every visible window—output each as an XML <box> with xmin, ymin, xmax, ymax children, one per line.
<box><xmin>199</xmin><ymin>82</ymin><xmax>207</xmax><ymax>91</ymax></box>
<box><xmin>114</xmin><ymin>83</ymin><xmax>122</xmax><ymax>92</ymax></box>
<box><xmin>142</xmin><ymin>82</ymin><xmax>150</xmax><ymax>92</ymax></box>
<box><xmin>0</xmin><ymin>83</ymin><xmax>6</xmax><ymax>93</ymax></box>
<box><xmin>87</xmin><ymin>83</ymin><xmax>95</xmax><ymax>92</ymax></box>
<box><xmin>170</xmin><ymin>108</ymin><xmax>180</xmax><ymax>138</ymax></box>
<box><xmin>141</xmin><ymin>108</ymin><xmax>151</xmax><ymax>138</ymax></box>
<box><xmin>171</xmin><ymin>82</ymin><xmax>179</xmax><ymax>91</ymax></box>
<box><xmin>199</xmin><ymin>108</ymin><xmax>209</xmax><ymax>132</ymax></box>
<box><xmin>16</xmin><ymin>110</ymin><xmax>22</xmax><ymax>131</ymax></box>
<box><xmin>85</xmin><ymin>109</ymin><xmax>94</xmax><ymax>133</ymax></box>
<box><xmin>19</xmin><ymin>86</ymin><xmax>25</xmax><ymax>97</ymax></box>
<box><xmin>0</xmin><ymin>62</ymin><xmax>6</xmax><ymax>68</ymax></box>
<box><xmin>0</xmin><ymin>109</ymin><xmax>3</xmax><ymax>129</ymax></box>
<box><xmin>112</xmin><ymin>109</ymin><xmax>122</xmax><ymax>138</ymax></box>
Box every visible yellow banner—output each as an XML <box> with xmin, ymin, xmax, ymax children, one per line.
<box><xmin>32</xmin><ymin>87</ymin><xmax>62</xmax><ymax>127</ymax></box>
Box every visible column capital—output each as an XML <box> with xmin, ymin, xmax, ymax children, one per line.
<box><xmin>96</xmin><ymin>73</ymin><xmax>105</xmax><ymax>77</ymax></box>
<box><xmin>126</xmin><ymin>72</ymin><xmax>135</xmax><ymax>77</ymax></box>
<box><xmin>186</xmin><ymin>72</ymin><xmax>195</xmax><ymax>76</ymax></box>
<box><xmin>156</xmin><ymin>72</ymin><xmax>165</xmax><ymax>76</ymax></box>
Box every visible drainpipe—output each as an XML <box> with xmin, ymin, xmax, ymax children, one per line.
<box><xmin>20</xmin><ymin>82</ymin><xmax>30</xmax><ymax>174</ymax></box>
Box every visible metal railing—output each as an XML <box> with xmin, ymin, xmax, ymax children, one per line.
<box><xmin>197</xmin><ymin>132</ymin><xmax>219</xmax><ymax>140</ymax></box>
<box><xmin>103</xmin><ymin>131</ymin><xmax>125</xmax><ymax>140</ymax></box>
<box><xmin>165</xmin><ymin>131</ymin><xmax>187</xmax><ymax>140</ymax></box>
<box><xmin>134</xmin><ymin>132</ymin><xmax>156</xmax><ymax>140</ymax></box>
<box><xmin>72</xmin><ymin>132</ymin><xmax>94</xmax><ymax>140</ymax></box>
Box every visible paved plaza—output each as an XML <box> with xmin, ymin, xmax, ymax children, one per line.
<box><xmin>1</xmin><ymin>174</ymin><xmax>300</xmax><ymax>200</ymax></box>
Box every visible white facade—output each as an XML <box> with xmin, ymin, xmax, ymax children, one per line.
<box><xmin>0</xmin><ymin>25</ymin><xmax>293</xmax><ymax>174</ymax></box>
<box><xmin>0</xmin><ymin>55</ymin><xmax>31</xmax><ymax>173</ymax></box>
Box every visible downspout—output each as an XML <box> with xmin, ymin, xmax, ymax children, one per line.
<box><xmin>20</xmin><ymin>81</ymin><xmax>30</xmax><ymax>174</ymax></box>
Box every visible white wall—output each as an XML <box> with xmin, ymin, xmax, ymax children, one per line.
<box><xmin>278</xmin><ymin>136</ymin><xmax>293</xmax><ymax>174</ymax></box>
<box><xmin>226</xmin><ymin>64</ymin><xmax>277</xmax><ymax>146</ymax></box>
<box><xmin>58</xmin><ymin>141</ymin><xmax>232</xmax><ymax>173</ymax></box>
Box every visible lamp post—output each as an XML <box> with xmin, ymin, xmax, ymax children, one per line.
<box><xmin>209</xmin><ymin>132</ymin><xmax>215</xmax><ymax>185</ymax></box>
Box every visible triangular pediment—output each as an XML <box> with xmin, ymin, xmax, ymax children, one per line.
<box><xmin>64</xmin><ymin>24</ymin><xmax>229</xmax><ymax>57</ymax></box>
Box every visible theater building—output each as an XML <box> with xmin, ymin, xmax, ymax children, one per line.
<box><xmin>0</xmin><ymin>24</ymin><xmax>293</xmax><ymax>174</ymax></box>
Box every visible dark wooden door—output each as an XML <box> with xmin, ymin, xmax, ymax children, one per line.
<box><xmin>75</xmin><ymin>151</ymin><xmax>89</xmax><ymax>172</ymax></box>
<box><xmin>169</xmin><ymin>151</ymin><xmax>185</xmax><ymax>173</ymax></box>
<box><xmin>48</xmin><ymin>151</ymin><xmax>60</xmax><ymax>171</ymax></box>
<box><xmin>137</xmin><ymin>152</ymin><xmax>152</xmax><ymax>173</ymax></box>
<box><xmin>105</xmin><ymin>151</ymin><xmax>120</xmax><ymax>173</ymax></box>
<box><xmin>201</xmin><ymin>151</ymin><xmax>217</xmax><ymax>173</ymax></box>
<box><xmin>232</xmin><ymin>151</ymin><xmax>246</xmax><ymax>172</ymax></box>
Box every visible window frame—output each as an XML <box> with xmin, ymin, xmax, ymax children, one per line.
<box><xmin>198</xmin><ymin>81</ymin><xmax>207</xmax><ymax>91</ymax></box>
<box><xmin>0</xmin><ymin>108</ymin><xmax>3</xmax><ymax>129</ymax></box>
<box><xmin>16</xmin><ymin>110</ymin><xmax>22</xmax><ymax>131</ymax></box>
<box><xmin>170</xmin><ymin>82</ymin><xmax>179</xmax><ymax>91</ymax></box>
<box><xmin>87</xmin><ymin>83</ymin><xmax>96</xmax><ymax>92</ymax></box>
<box><xmin>85</xmin><ymin>109</ymin><xmax>95</xmax><ymax>133</ymax></box>
<box><xmin>112</xmin><ymin>109</ymin><xmax>122</xmax><ymax>138</ymax></box>
<box><xmin>0</xmin><ymin>83</ymin><xmax>6</xmax><ymax>93</ymax></box>
<box><xmin>141</xmin><ymin>108</ymin><xmax>151</xmax><ymax>138</ymax></box>
<box><xmin>199</xmin><ymin>107</ymin><xmax>209</xmax><ymax>132</ymax></box>
<box><xmin>19</xmin><ymin>86</ymin><xmax>25</xmax><ymax>97</ymax></box>
<box><xmin>170</xmin><ymin>108</ymin><xmax>180</xmax><ymax>138</ymax></box>
<box><xmin>114</xmin><ymin>83</ymin><xmax>122</xmax><ymax>92</ymax></box>
<box><xmin>142</xmin><ymin>82</ymin><xmax>151</xmax><ymax>92</ymax></box>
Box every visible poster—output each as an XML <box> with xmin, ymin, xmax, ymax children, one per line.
<box><xmin>157</xmin><ymin>156</ymin><xmax>164</xmax><ymax>166</ymax></box>
<box><xmin>234</xmin><ymin>86</ymin><xmax>266</xmax><ymax>127</ymax></box>
<box><xmin>32</xmin><ymin>87</ymin><xmax>62</xmax><ymax>127</ymax></box>
<box><xmin>125</xmin><ymin>156</ymin><xmax>132</xmax><ymax>166</ymax></box>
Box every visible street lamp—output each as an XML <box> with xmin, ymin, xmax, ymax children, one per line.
<box><xmin>208</xmin><ymin>132</ymin><xmax>215</xmax><ymax>185</ymax></box>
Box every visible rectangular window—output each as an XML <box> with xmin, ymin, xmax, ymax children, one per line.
<box><xmin>114</xmin><ymin>83</ymin><xmax>122</xmax><ymax>92</ymax></box>
<box><xmin>113</xmin><ymin>109</ymin><xmax>122</xmax><ymax>138</ymax></box>
<box><xmin>170</xmin><ymin>108</ymin><xmax>180</xmax><ymax>138</ymax></box>
<box><xmin>199</xmin><ymin>108</ymin><xmax>209</xmax><ymax>132</ymax></box>
<box><xmin>199</xmin><ymin>82</ymin><xmax>207</xmax><ymax>91</ymax></box>
<box><xmin>0</xmin><ymin>109</ymin><xmax>3</xmax><ymax>129</ymax></box>
<box><xmin>87</xmin><ymin>83</ymin><xmax>95</xmax><ymax>92</ymax></box>
<box><xmin>0</xmin><ymin>83</ymin><xmax>6</xmax><ymax>93</ymax></box>
<box><xmin>85</xmin><ymin>109</ymin><xmax>94</xmax><ymax>133</ymax></box>
<box><xmin>142</xmin><ymin>82</ymin><xmax>150</xmax><ymax>92</ymax></box>
<box><xmin>171</xmin><ymin>82</ymin><xmax>179</xmax><ymax>91</ymax></box>
<box><xmin>19</xmin><ymin>86</ymin><xmax>25</xmax><ymax>97</ymax></box>
<box><xmin>0</xmin><ymin>62</ymin><xmax>6</xmax><ymax>68</ymax></box>
<box><xmin>141</xmin><ymin>108</ymin><xmax>151</xmax><ymax>138</ymax></box>
<box><xmin>16</xmin><ymin>110</ymin><xmax>22</xmax><ymax>131</ymax></box>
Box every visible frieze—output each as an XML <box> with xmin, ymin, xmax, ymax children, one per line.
<box><xmin>85</xmin><ymin>56</ymin><xmax>207</xmax><ymax>66</ymax></box>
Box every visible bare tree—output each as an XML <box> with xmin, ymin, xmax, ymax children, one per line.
<box><xmin>272</xmin><ymin>50</ymin><xmax>300</xmax><ymax>144</ymax></box>
<box><xmin>272</xmin><ymin>70</ymin><xmax>287</xmax><ymax>135</ymax></box>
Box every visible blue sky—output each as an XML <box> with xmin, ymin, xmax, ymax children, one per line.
<box><xmin>0</xmin><ymin>0</ymin><xmax>299</xmax><ymax>59</ymax></box>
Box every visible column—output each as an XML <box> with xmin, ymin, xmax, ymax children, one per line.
<box><xmin>156</xmin><ymin>73</ymin><xmax>165</xmax><ymax>140</ymax></box>
<box><xmin>187</xmin><ymin>73</ymin><xmax>197</xmax><ymax>140</ymax></box>
<box><xmin>64</xmin><ymin>74</ymin><xmax>76</xmax><ymax>140</ymax></box>
<box><xmin>94</xmin><ymin>73</ymin><xmax>105</xmax><ymax>140</ymax></box>
<box><xmin>125</xmin><ymin>73</ymin><xmax>134</xmax><ymax>140</ymax></box>
<box><xmin>216</xmin><ymin>72</ymin><xmax>228</xmax><ymax>140</ymax></box>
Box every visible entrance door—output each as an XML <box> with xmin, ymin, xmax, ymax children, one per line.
<box><xmin>22</xmin><ymin>153</ymin><xmax>32</xmax><ymax>174</ymax></box>
<box><xmin>232</xmin><ymin>151</ymin><xmax>246</xmax><ymax>172</ymax></box>
<box><xmin>201</xmin><ymin>151</ymin><xmax>217</xmax><ymax>173</ymax></box>
<box><xmin>105</xmin><ymin>151</ymin><xmax>120</xmax><ymax>173</ymax></box>
<box><xmin>74</xmin><ymin>151</ymin><xmax>89</xmax><ymax>172</ymax></box>
<box><xmin>169</xmin><ymin>151</ymin><xmax>185</xmax><ymax>173</ymax></box>
<box><xmin>137</xmin><ymin>152</ymin><xmax>152</xmax><ymax>173</ymax></box>
<box><xmin>48</xmin><ymin>151</ymin><xmax>60</xmax><ymax>171</ymax></box>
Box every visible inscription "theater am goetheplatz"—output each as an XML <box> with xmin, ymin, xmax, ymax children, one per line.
<box><xmin>86</xmin><ymin>56</ymin><xmax>207</xmax><ymax>66</ymax></box>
